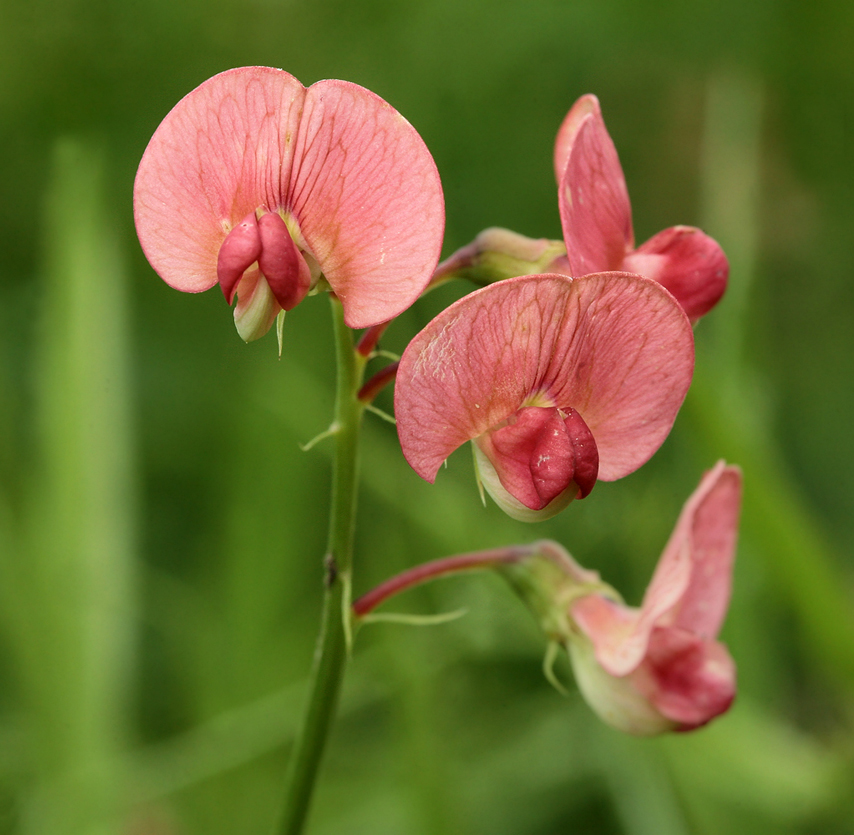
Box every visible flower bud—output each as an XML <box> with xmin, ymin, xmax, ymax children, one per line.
<box><xmin>436</xmin><ymin>228</ymin><xmax>567</xmax><ymax>287</ymax></box>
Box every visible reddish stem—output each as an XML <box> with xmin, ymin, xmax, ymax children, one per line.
<box><xmin>352</xmin><ymin>545</ymin><xmax>535</xmax><ymax>618</ymax></box>
<box><xmin>426</xmin><ymin>242</ymin><xmax>482</xmax><ymax>290</ymax></box>
<box><xmin>355</xmin><ymin>321</ymin><xmax>390</xmax><ymax>357</ymax></box>
<box><xmin>357</xmin><ymin>361</ymin><xmax>399</xmax><ymax>404</ymax></box>
<box><xmin>355</xmin><ymin>245</ymin><xmax>479</xmax><ymax>359</ymax></box>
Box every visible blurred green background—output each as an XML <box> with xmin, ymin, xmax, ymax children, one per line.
<box><xmin>2</xmin><ymin>0</ymin><xmax>854</xmax><ymax>832</ymax></box>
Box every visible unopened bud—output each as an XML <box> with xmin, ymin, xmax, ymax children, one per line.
<box><xmin>437</xmin><ymin>228</ymin><xmax>567</xmax><ymax>287</ymax></box>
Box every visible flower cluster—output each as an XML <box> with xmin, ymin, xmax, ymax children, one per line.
<box><xmin>396</xmin><ymin>93</ymin><xmax>727</xmax><ymax>522</ymax></box>
<box><xmin>135</xmin><ymin>73</ymin><xmax>740</xmax><ymax>737</ymax></box>
<box><xmin>391</xmin><ymin>93</ymin><xmax>740</xmax><ymax>733</ymax></box>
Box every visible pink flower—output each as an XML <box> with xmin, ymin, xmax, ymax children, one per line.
<box><xmin>568</xmin><ymin>461</ymin><xmax>742</xmax><ymax>734</ymax></box>
<box><xmin>395</xmin><ymin>272</ymin><xmax>694</xmax><ymax>521</ymax></box>
<box><xmin>553</xmin><ymin>95</ymin><xmax>728</xmax><ymax>323</ymax></box>
<box><xmin>134</xmin><ymin>67</ymin><xmax>444</xmax><ymax>341</ymax></box>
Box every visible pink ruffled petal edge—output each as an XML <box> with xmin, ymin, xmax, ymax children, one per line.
<box><xmin>553</xmin><ymin>94</ymin><xmax>601</xmax><ymax>184</ymax></box>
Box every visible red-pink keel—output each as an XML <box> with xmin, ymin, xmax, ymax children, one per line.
<box><xmin>476</xmin><ymin>406</ymin><xmax>598</xmax><ymax>511</ymax></box>
<box><xmin>256</xmin><ymin>212</ymin><xmax>312</xmax><ymax>312</ymax></box>
<box><xmin>218</xmin><ymin>212</ymin><xmax>262</xmax><ymax>304</ymax></box>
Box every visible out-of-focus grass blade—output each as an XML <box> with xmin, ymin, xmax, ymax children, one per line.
<box><xmin>689</xmin><ymin>367</ymin><xmax>854</xmax><ymax>692</ymax></box>
<box><xmin>695</xmin><ymin>74</ymin><xmax>854</xmax><ymax>694</ymax></box>
<box><xmin>700</xmin><ymin>72</ymin><xmax>763</xmax><ymax>375</ymax></box>
<box><xmin>663</xmin><ymin>698</ymin><xmax>842</xmax><ymax>826</ymax></box>
<box><xmin>2</xmin><ymin>138</ymin><xmax>137</xmax><ymax>834</ymax></box>
<box><xmin>594</xmin><ymin>727</ymin><xmax>691</xmax><ymax>835</ymax></box>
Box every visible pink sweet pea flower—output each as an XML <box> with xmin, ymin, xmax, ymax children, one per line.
<box><xmin>553</xmin><ymin>95</ymin><xmax>728</xmax><ymax>323</ymax></box>
<box><xmin>134</xmin><ymin>67</ymin><xmax>444</xmax><ymax>341</ymax></box>
<box><xmin>395</xmin><ymin>272</ymin><xmax>694</xmax><ymax>521</ymax></box>
<box><xmin>568</xmin><ymin>461</ymin><xmax>742</xmax><ymax>734</ymax></box>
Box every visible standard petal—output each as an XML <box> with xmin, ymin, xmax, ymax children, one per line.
<box><xmin>546</xmin><ymin>273</ymin><xmax>694</xmax><ymax>480</ymax></box>
<box><xmin>623</xmin><ymin>226</ymin><xmax>729</xmax><ymax>323</ymax></box>
<box><xmin>395</xmin><ymin>272</ymin><xmax>693</xmax><ymax>484</ymax></box>
<box><xmin>666</xmin><ymin>463</ymin><xmax>742</xmax><ymax>639</ymax></box>
<box><xmin>558</xmin><ymin>105</ymin><xmax>634</xmax><ymax>275</ymax></box>
<box><xmin>289</xmin><ymin>80</ymin><xmax>445</xmax><ymax>329</ymax></box>
<box><xmin>640</xmin><ymin>462</ymin><xmax>741</xmax><ymax>640</ymax></box>
<box><xmin>553</xmin><ymin>94</ymin><xmax>601</xmax><ymax>184</ymax></box>
<box><xmin>134</xmin><ymin>67</ymin><xmax>305</xmax><ymax>294</ymax></box>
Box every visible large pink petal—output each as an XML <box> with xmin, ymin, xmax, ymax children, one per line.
<box><xmin>547</xmin><ymin>273</ymin><xmax>694</xmax><ymax>480</ymax></box>
<box><xmin>395</xmin><ymin>272</ymin><xmax>693</xmax><ymax>483</ymax></box>
<box><xmin>558</xmin><ymin>104</ymin><xmax>634</xmax><ymax>276</ymax></box>
<box><xmin>134</xmin><ymin>67</ymin><xmax>305</xmax><ymax>294</ymax></box>
<box><xmin>622</xmin><ymin>226</ymin><xmax>729</xmax><ymax>323</ymax></box>
<box><xmin>289</xmin><ymin>80</ymin><xmax>445</xmax><ymax>329</ymax></box>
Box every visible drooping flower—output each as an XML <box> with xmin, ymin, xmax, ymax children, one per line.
<box><xmin>553</xmin><ymin>94</ymin><xmax>728</xmax><ymax>323</ymax></box>
<box><xmin>134</xmin><ymin>67</ymin><xmax>444</xmax><ymax>341</ymax></box>
<box><xmin>395</xmin><ymin>272</ymin><xmax>694</xmax><ymax>521</ymax></box>
<box><xmin>567</xmin><ymin>461</ymin><xmax>741</xmax><ymax>734</ymax></box>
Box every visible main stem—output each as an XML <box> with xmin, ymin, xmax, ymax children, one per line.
<box><xmin>276</xmin><ymin>296</ymin><xmax>365</xmax><ymax>835</ymax></box>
